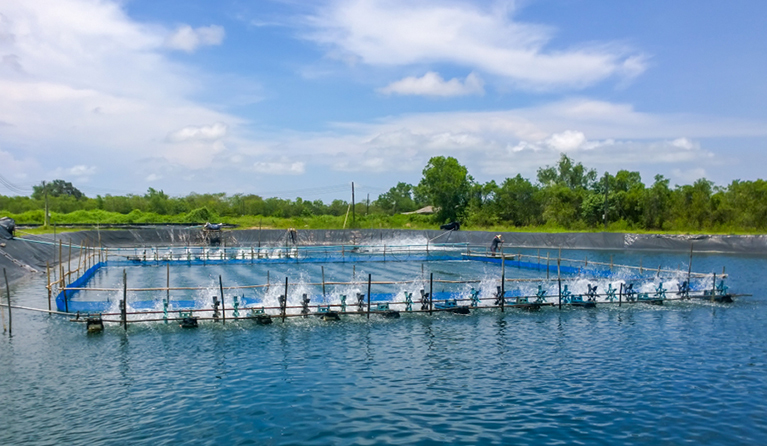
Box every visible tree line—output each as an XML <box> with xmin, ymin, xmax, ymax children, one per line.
<box><xmin>2</xmin><ymin>154</ymin><xmax>767</xmax><ymax>232</ymax></box>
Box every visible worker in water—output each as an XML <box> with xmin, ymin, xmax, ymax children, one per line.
<box><xmin>490</xmin><ymin>234</ymin><xmax>504</xmax><ymax>255</ymax></box>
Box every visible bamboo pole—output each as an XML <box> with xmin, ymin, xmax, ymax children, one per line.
<box><xmin>59</xmin><ymin>240</ymin><xmax>63</xmax><ymax>288</ymax></box>
<box><xmin>557</xmin><ymin>250</ymin><xmax>562</xmax><ymax>310</ymax></box>
<box><xmin>321</xmin><ymin>266</ymin><xmax>326</xmax><ymax>299</ymax></box>
<box><xmin>4</xmin><ymin>268</ymin><xmax>11</xmax><ymax>336</ymax></box>
<box><xmin>166</xmin><ymin>263</ymin><xmax>170</xmax><ymax>305</ymax></box>
<box><xmin>546</xmin><ymin>252</ymin><xmax>550</xmax><ymax>280</ymax></box>
<box><xmin>687</xmin><ymin>243</ymin><xmax>694</xmax><ymax>288</ymax></box>
<box><xmin>501</xmin><ymin>250</ymin><xmax>506</xmax><ymax>278</ymax></box>
<box><xmin>283</xmin><ymin>277</ymin><xmax>288</xmax><ymax>322</ymax></box>
<box><xmin>68</xmin><ymin>241</ymin><xmax>72</xmax><ymax>282</ymax></box>
<box><xmin>500</xmin><ymin>271</ymin><xmax>505</xmax><ymax>312</ymax></box>
<box><xmin>619</xmin><ymin>283</ymin><xmax>623</xmax><ymax>307</ymax></box>
<box><xmin>122</xmin><ymin>269</ymin><xmax>127</xmax><ymax>330</ymax></box>
<box><xmin>429</xmin><ymin>272</ymin><xmax>433</xmax><ymax>315</ymax></box>
<box><xmin>219</xmin><ymin>275</ymin><xmax>226</xmax><ymax>324</ymax></box>
<box><xmin>367</xmin><ymin>274</ymin><xmax>371</xmax><ymax>319</ymax></box>
<box><xmin>77</xmin><ymin>241</ymin><xmax>83</xmax><ymax>275</ymax></box>
<box><xmin>46</xmin><ymin>262</ymin><xmax>51</xmax><ymax>312</ymax></box>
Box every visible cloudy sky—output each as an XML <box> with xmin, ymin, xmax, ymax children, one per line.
<box><xmin>1</xmin><ymin>0</ymin><xmax>766</xmax><ymax>200</ymax></box>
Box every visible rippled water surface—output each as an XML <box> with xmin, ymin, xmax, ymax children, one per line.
<box><xmin>1</xmin><ymin>249</ymin><xmax>767</xmax><ymax>445</ymax></box>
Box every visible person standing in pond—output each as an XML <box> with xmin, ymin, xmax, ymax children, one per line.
<box><xmin>490</xmin><ymin>234</ymin><xmax>504</xmax><ymax>255</ymax></box>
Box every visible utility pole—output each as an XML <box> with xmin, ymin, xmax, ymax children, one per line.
<box><xmin>603</xmin><ymin>172</ymin><xmax>609</xmax><ymax>230</ymax></box>
<box><xmin>351</xmin><ymin>182</ymin><xmax>355</xmax><ymax>226</ymax></box>
<box><xmin>43</xmin><ymin>181</ymin><xmax>49</xmax><ymax>228</ymax></box>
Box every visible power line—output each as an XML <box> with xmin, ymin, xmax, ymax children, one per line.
<box><xmin>0</xmin><ymin>172</ymin><xmax>29</xmax><ymax>194</ymax></box>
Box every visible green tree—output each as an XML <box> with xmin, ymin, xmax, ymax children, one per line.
<box><xmin>642</xmin><ymin>175</ymin><xmax>672</xmax><ymax>229</ymax></box>
<box><xmin>144</xmin><ymin>187</ymin><xmax>169</xmax><ymax>214</ymax></box>
<box><xmin>416</xmin><ymin>156</ymin><xmax>474</xmax><ymax>223</ymax></box>
<box><xmin>493</xmin><ymin>175</ymin><xmax>542</xmax><ymax>226</ymax></box>
<box><xmin>537</xmin><ymin>154</ymin><xmax>597</xmax><ymax>190</ymax></box>
<box><xmin>375</xmin><ymin>182</ymin><xmax>420</xmax><ymax>214</ymax></box>
<box><xmin>32</xmin><ymin>179</ymin><xmax>85</xmax><ymax>200</ymax></box>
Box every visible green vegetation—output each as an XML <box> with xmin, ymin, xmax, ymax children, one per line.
<box><xmin>3</xmin><ymin>154</ymin><xmax>767</xmax><ymax>234</ymax></box>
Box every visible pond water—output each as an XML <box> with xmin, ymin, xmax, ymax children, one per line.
<box><xmin>1</xmin><ymin>248</ymin><xmax>766</xmax><ymax>445</ymax></box>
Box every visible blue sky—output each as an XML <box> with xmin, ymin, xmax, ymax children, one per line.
<box><xmin>1</xmin><ymin>0</ymin><xmax>766</xmax><ymax>201</ymax></box>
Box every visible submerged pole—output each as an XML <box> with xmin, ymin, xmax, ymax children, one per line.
<box><xmin>546</xmin><ymin>252</ymin><xmax>550</xmax><ymax>280</ymax></box>
<box><xmin>321</xmin><ymin>266</ymin><xmax>326</xmax><ymax>300</ymax></box>
<box><xmin>429</xmin><ymin>272</ymin><xmax>433</xmax><ymax>315</ymax></box>
<box><xmin>283</xmin><ymin>277</ymin><xmax>288</xmax><ymax>322</ymax></box>
<box><xmin>619</xmin><ymin>283</ymin><xmax>623</xmax><ymax>307</ymax></box>
<box><xmin>557</xmin><ymin>253</ymin><xmax>562</xmax><ymax>310</ymax></box>
<box><xmin>46</xmin><ymin>262</ymin><xmax>52</xmax><ymax>312</ymax></box>
<box><xmin>367</xmin><ymin>274</ymin><xmax>371</xmax><ymax>319</ymax></box>
<box><xmin>4</xmin><ymin>268</ymin><xmax>11</xmax><ymax>336</ymax></box>
<box><xmin>500</xmin><ymin>272</ymin><xmax>505</xmax><ymax>312</ymax></box>
<box><xmin>687</xmin><ymin>243</ymin><xmax>694</xmax><ymax>287</ymax></box>
<box><xmin>219</xmin><ymin>275</ymin><xmax>226</xmax><ymax>324</ymax></box>
<box><xmin>122</xmin><ymin>269</ymin><xmax>127</xmax><ymax>330</ymax></box>
<box><xmin>68</xmin><ymin>241</ymin><xmax>72</xmax><ymax>283</ymax></box>
<box><xmin>501</xmin><ymin>251</ymin><xmax>506</xmax><ymax>278</ymax></box>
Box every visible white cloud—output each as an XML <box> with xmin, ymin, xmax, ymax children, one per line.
<box><xmin>379</xmin><ymin>72</ymin><xmax>484</xmax><ymax>97</ymax></box>
<box><xmin>0</xmin><ymin>1</ymin><xmax>247</xmax><ymax>182</ymax></box>
<box><xmin>671</xmin><ymin>137</ymin><xmax>697</xmax><ymax>150</ymax></box>
<box><xmin>247</xmin><ymin>98</ymin><xmax>759</xmax><ymax>181</ymax></box>
<box><xmin>307</xmin><ymin>0</ymin><xmax>647</xmax><ymax>90</ymax></box>
<box><xmin>67</xmin><ymin>165</ymin><xmax>96</xmax><ymax>176</ymax></box>
<box><xmin>50</xmin><ymin>164</ymin><xmax>97</xmax><ymax>183</ymax></box>
<box><xmin>145</xmin><ymin>173</ymin><xmax>162</xmax><ymax>182</ymax></box>
<box><xmin>167</xmin><ymin>123</ymin><xmax>228</xmax><ymax>142</ymax></box>
<box><xmin>545</xmin><ymin>130</ymin><xmax>587</xmax><ymax>151</ymax></box>
<box><xmin>672</xmin><ymin>167</ymin><xmax>707</xmax><ymax>183</ymax></box>
<box><xmin>165</xmin><ymin>25</ymin><xmax>225</xmax><ymax>53</ymax></box>
<box><xmin>253</xmin><ymin>160</ymin><xmax>305</xmax><ymax>175</ymax></box>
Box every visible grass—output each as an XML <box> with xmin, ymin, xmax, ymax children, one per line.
<box><xmin>4</xmin><ymin>208</ymin><xmax>764</xmax><ymax>235</ymax></box>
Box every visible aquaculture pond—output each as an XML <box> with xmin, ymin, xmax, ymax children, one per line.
<box><xmin>1</xmin><ymin>248</ymin><xmax>766</xmax><ymax>445</ymax></box>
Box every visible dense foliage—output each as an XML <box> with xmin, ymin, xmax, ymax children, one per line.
<box><xmin>3</xmin><ymin>154</ymin><xmax>767</xmax><ymax>233</ymax></box>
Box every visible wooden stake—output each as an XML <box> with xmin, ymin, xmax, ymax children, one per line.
<box><xmin>500</xmin><ymin>272</ymin><xmax>505</xmax><ymax>312</ymax></box>
<box><xmin>546</xmin><ymin>252</ymin><xmax>550</xmax><ymax>280</ymax></box>
<box><xmin>501</xmin><ymin>251</ymin><xmax>506</xmax><ymax>278</ymax></box>
<box><xmin>219</xmin><ymin>275</ymin><xmax>226</xmax><ymax>324</ymax></box>
<box><xmin>77</xmin><ymin>242</ymin><xmax>83</xmax><ymax>275</ymax></box>
<box><xmin>282</xmin><ymin>277</ymin><xmax>288</xmax><ymax>322</ymax></box>
<box><xmin>68</xmin><ymin>241</ymin><xmax>72</xmax><ymax>282</ymax></box>
<box><xmin>367</xmin><ymin>274</ymin><xmax>371</xmax><ymax>319</ymax></box>
<box><xmin>4</xmin><ymin>268</ymin><xmax>11</xmax><ymax>336</ymax></box>
<box><xmin>321</xmin><ymin>266</ymin><xmax>326</xmax><ymax>300</ymax></box>
<box><xmin>122</xmin><ymin>269</ymin><xmax>127</xmax><ymax>330</ymax></box>
<box><xmin>687</xmin><ymin>243</ymin><xmax>694</xmax><ymax>287</ymax></box>
<box><xmin>557</xmin><ymin>252</ymin><xmax>562</xmax><ymax>310</ymax></box>
<box><xmin>619</xmin><ymin>283</ymin><xmax>623</xmax><ymax>307</ymax></box>
<box><xmin>429</xmin><ymin>272</ymin><xmax>433</xmax><ymax>315</ymax></box>
<box><xmin>46</xmin><ymin>262</ymin><xmax>51</xmax><ymax>312</ymax></box>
